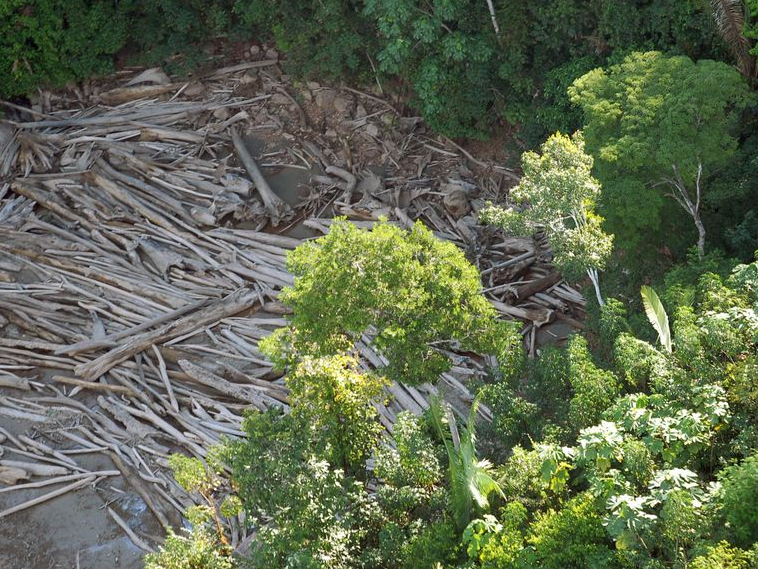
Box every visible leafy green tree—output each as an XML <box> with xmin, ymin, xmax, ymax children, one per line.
<box><xmin>0</xmin><ymin>0</ymin><xmax>129</xmax><ymax>97</ymax></box>
<box><xmin>261</xmin><ymin>219</ymin><xmax>521</xmax><ymax>385</ymax></box>
<box><xmin>481</xmin><ymin>132</ymin><xmax>613</xmax><ymax>305</ymax></box>
<box><xmin>570</xmin><ymin>51</ymin><xmax>753</xmax><ymax>258</ymax></box>
<box><xmin>286</xmin><ymin>354</ymin><xmax>386</xmax><ymax>475</ymax></box>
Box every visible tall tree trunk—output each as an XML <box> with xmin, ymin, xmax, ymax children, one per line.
<box><xmin>694</xmin><ymin>214</ymin><xmax>706</xmax><ymax>260</ymax></box>
<box><xmin>668</xmin><ymin>162</ymin><xmax>706</xmax><ymax>259</ymax></box>
<box><xmin>587</xmin><ymin>267</ymin><xmax>604</xmax><ymax>307</ymax></box>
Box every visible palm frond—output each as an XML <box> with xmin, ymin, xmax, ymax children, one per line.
<box><xmin>710</xmin><ymin>0</ymin><xmax>756</xmax><ymax>80</ymax></box>
<box><xmin>640</xmin><ymin>285</ymin><xmax>672</xmax><ymax>353</ymax></box>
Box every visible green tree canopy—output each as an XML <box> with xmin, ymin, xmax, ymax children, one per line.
<box><xmin>569</xmin><ymin>51</ymin><xmax>752</xmax><ymax>257</ymax></box>
<box><xmin>261</xmin><ymin>219</ymin><xmax>521</xmax><ymax>385</ymax></box>
<box><xmin>481</xmin><ymin>132</ymin><xmax>613</xmax><ymax>305</ymax></box>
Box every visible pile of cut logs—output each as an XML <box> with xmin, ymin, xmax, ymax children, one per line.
<box><xmin>0</xmin><ymin>57</ymin><xmax>585</xmax><ymax>551</ymax></box>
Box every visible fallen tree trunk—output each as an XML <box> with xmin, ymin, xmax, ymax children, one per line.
<box><xmin>75</xmin><ymin>289</ymin><xmax>260</xmax><ymax>380</ymax></box>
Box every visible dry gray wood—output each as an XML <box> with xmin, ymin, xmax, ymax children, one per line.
<box><xmin>108</xmin><ymin>506</ymin><xmax>155</xmax><ymax>552</ymax></box>
<box><xmin>0</xmin><ymin>476</ymin><xmax>96</xmax><ymax>519</ymax></box>
<box><xmin>0</xmin><ymin>470</ymin><xmax>119</xmax><ymax>494</ymax></box>
<box><xmin>51</xmin><ymin>375</ymin><xmax>139</xmax><ymax>397</ymax></box>
<box><xmin>75</xmin><ymin>289</ymin><xmax>259</xmax><ymax>380</ymax></box>
<box><xmin>178</xmin><ymin>359</ymin><xmax>269</xmax><ymax>407</ymax></box>
<box><xmin>231</xmin><ymin>127</ymin><xmax>292</xmax><ymax>226</ymax></box>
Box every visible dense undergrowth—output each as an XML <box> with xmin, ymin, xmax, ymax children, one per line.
<box><xmin>0</xmin><ymin>0</ymin><xmax>749</xmax><ymax>142</ymax></box>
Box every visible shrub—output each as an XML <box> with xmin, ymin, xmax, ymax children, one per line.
<box><xmin>716</xmin><ymin>451</ymin><xmax>758</xmax><ymax>548</ymax></box>
<box><xmin>144</xmin><ymin>526</ymin><xmax>233</xmax><ymax>569</ymax></box>
<box><xmin>375</xmin><ymin>411</ymin><xmax>442</xmax><ymax>489</ymax></box>
<box><xmin>522</xmin><ymin>494</ymin><xmax>619</xmax><ymax>569</ymax></box>
<box><xmin>690</xmin><ymin>542</ymin><xmax>755</xmax><ymax>569</ymax></box>
<box><xmin>286</xmin><ymin>354</ymin><xmax>386</xmax><ymax>475</ymax></box>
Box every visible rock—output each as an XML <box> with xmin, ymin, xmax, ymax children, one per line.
<box><xmin>325</xmin><ymin>129</ymin><xmax>338</xmax><ymax>138</ymax></box>
<box><xmin>270</xmin><ymin>93</ymin><xmax>291</xmax><ymax>106</ymax></box>
<box><xmin>250</xmin><ymin>45</ymin><xmax>261</xmax><ymax>56</ymax></box>
<box><xmin>265</xmin><ymin>47</ymin><xmax>279</xmax><ymax>60</ymax></box>
<box><xmin>239</xmin><ymin>72</ymin><xmax>258</xmax><ymax>85</ymax></box>
<box><xmin>307</xmin><ymin>81</ymin><xmax>321</xmax><ymax>91</ymax></box>
<box><xmin>443</xmin><ymin>188</ymin><xmax>471</xmax><ymax>219</ymax></box>
<box><xmin>301</xmin><ymin>90</ymin><xmax>313</xmax><ymax>103</ymax></box>
<box><xmin>315</xmin><ymin>88</ymin><xmax>337</xmax><ymax>109</ymax></box>
<box><xmin>212</xmin><ymin>107</ymin><xmax>230</xmax><ymax>121</ymax></box>
<box><xmin>183</xmin><ymin>82</ymin><xmax>205</xmax><ymax>97</ymax></box>
<box><xmin>0</xmin><ymin>466</ymin><xmax>30</xmax><ymax>485</ymax></box>
<box><xmin>365</xmin><ymin>124</ymin><xmax>380</xmax><ymax>137</ymax></box>
<box><xmin>355</xmin><ymin>104</ymin><xmax>367</xmax><ymax>119</ymax></box>
<box><xmin>333</xmin><ymin>96</ymin><xmax>352</xmax><ymax>113</ymax></box>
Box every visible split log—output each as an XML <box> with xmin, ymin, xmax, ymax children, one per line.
<box><xmin>0</xmin><ymin>476</ymin><xmax>96</xmax><ymax>519</ymax></box>
<box><xmin>505</xmin><ymin>273</ymin><xmax>562</xmax><ymax>304</ymax></box>
<box><xmin>108</xmin><ymin>507</ymin><xmax>155</xmax><ymax>552</ymax></box>
<box><xmin>178</xmin><ymin>360</ymin><xmax>269</xmax><ymax>407</ymax></box>
<box><xmin>51</xmin><ymin>375</ymin><xmax>139</xmax><ymax>397</ymax></box>
<box><xmin>0</xmin><ymin>470</ymin><xmax>119</xmax><ymax>493</ymax></box>
<box><xmin>0</xmin><ymin>373</ymin><xmax>30</xmax><ymax>390</ymax></box>
<box><xmin>231</xmin><ymin>127</ymin><xmax>292</xmax><ymax>226</ymax></box>
<box><xmin>0</xmin><ymin>460</ymin><xmax>69</xmax><ymax>477</ymax></box>
<box><xmin>75</xmin><ymin>289</ymin><xmax>260</xmax><ymax>380</ymax></box>
<box><xmin>109</xmin><ymin>451</ymin><xmax>176</xmax><ymax>529</ymax></box>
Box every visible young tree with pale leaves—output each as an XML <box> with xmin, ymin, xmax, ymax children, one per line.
<box><xmin>481</xmin><ymin>132</ymin><xmax>613</xmax><ymax>306</ymax></box>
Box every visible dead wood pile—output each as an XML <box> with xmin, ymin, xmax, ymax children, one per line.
<box><xmin>0</xmin><ymin>56</ymin><xmax>586</xmax><ymax>549</ymax></box>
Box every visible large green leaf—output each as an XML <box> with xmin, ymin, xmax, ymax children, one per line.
<box><xmin>640</xmin><ymin>285</ymin><xmax>672</xmax><ymax>352</ymax></box>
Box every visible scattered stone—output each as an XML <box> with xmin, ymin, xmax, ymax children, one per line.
<box><xmin>315</xmin><ymin>88</ymin><xmax>337</xmax><ymax>109</ymax></box>
<box><xmin>270</xmin><ymin>93</ymin><xmax>291</xmax><ymax>106</ymax></box>
<box><xmin>239</xmin><ymin>72</ymin><xmax>257</xmax><ymax>85</ymax></box>
<box><xmin>333</xmin><ymin>96</ymin><xmax>352</xmax><ymax>113</ymax></box>
<box><xmin>249</xmin><ymin>45</ymin><xmax>261</xmax><ymax>56</ymax></box>
<box><xmin>307</xmin><ymin>81</ymin><xmax>321</xmax><ymax>91</ymax></box>
<box><xmin>325</xmin><ymin>129</ymin><xmax>338</xmax><ymax>138</ymax></box>
<box><xmin>355</xmin><ymin>104</ymin><xmax>367</xmax><ymax>119</ymax></box>
<box><xmin>265</xmin><ymin>47</ymin><xmax>279</xmax><ymax>60</ymax></box>
<box><xmin>365</xmin><ymin>124</ymin><xmax>380</xmax><ymax>137</ymax></box>
<box><xmin>212</xmin><ymin>107</ymin><xmax>230</xmax><ymax>121</ymax></box>
<box><xmin>443</xmin><ymin>188</ymin><xmax>471</xmax><ymax>219</ymax></box>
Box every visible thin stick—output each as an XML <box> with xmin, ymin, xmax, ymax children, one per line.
<box><xmin>151</xmin><ymin>345</ymin><xmax>178</xmax><ymax>412</ymax></box>
<box><xmin>107</xmin><ymin>507</ymin><xmax>155</xmax><ymax>553</ymax></box>
<box><xmin>0</xmin><ymin>476</ymin><xmax>96</xmax><ymax>519</ymax></box>
<box><xmin>51</xmin><ymin>375</ymin><xmax>139</xmax><ymax>397</ymax></box>
<box><xmin>0</xmin><ymin>470</ymin><xmax>119</xmax><ymax>494</ymax></box>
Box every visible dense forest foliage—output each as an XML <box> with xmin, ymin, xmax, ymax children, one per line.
<box><xmin>4</xmin><ymin>1</ymin><xmax>758</xmax><ymax>568</ymax></box>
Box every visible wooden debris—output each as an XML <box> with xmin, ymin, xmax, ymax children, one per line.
<box><xmin>0</xmin><ymin>57</ymin><xmax>586</xmax><ymax>540</ymax></box>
